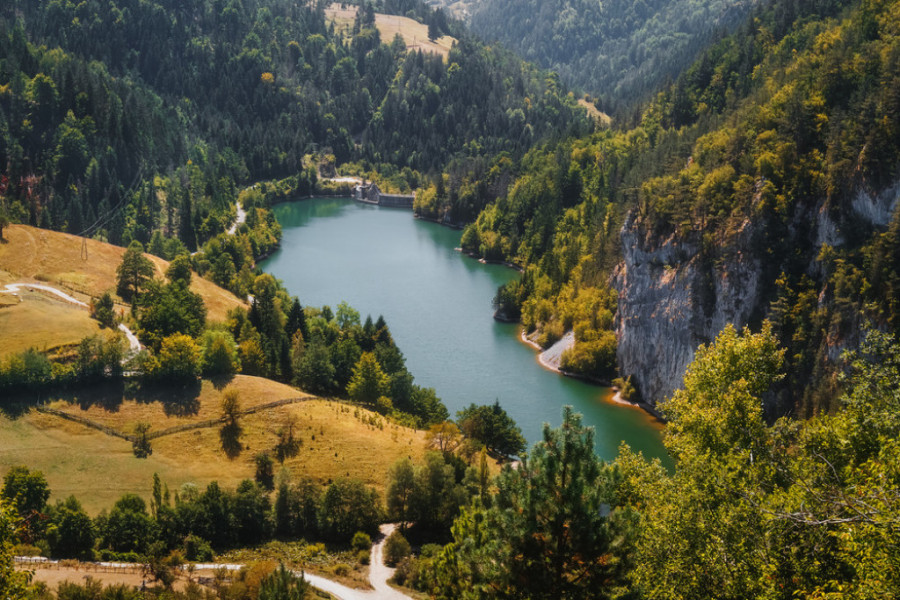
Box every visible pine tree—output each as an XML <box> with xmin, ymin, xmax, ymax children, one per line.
<box><xmin>432</xmin><ymin>407</ymin><xmax>625</xmax><ymax>599</ymax></box>
<box><xmin>258</xmin><ymin>564</ymin><xmax>309</xmax><ymax>600</ymax></box>
<box><xmin>116</xmin><ymin>240</ymin><xmax>154</xmax><ymax>302</ymax></box>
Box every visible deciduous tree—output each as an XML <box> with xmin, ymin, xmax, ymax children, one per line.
<box><xmin>347</xmin><ymin>351</ymin><xmax>389</xmax><ymax>405</ymax></box>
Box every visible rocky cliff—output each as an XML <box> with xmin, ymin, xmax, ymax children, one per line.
<box><xmin>613</xmin><ymin>177</ymin><xmax>900</xmax><ymax>409</ymax></box>
<box><xmin>613</xmin><ymin>214</ymin><xmax>762</xmax><ymax>406</ymax></box>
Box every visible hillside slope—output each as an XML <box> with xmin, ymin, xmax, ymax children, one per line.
<box><xmin>0</xmin><ymin>225</ymin><xmax>246</xmax><ymax>322</ymax></box>
<box><xmin>456</xmin><ymin>0</ymin><xmax>900</xmax><ymax>414</ymax></box>
<box><xmin>0</xmin><ymin>375</ymin><xmax>428</xmax><ymax>514</ymax></box>
<box><xmin>469</xmin><ymin>0</ymin><xmax>758</xmax><ymax>109</ymax></box>
<box><xmin>0</xmin><ymin>0</ymin><xmax>588</xmax><ymax>253</ymax></box>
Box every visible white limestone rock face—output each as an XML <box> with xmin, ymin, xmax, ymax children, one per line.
<box><xmin>613</xmin><ymin>214</ymin><xmax>761</xmax><ymax>407</ymax></box>
<box><xmin>851</xmin><ymin>180</ymin><xmax>900</xmax><ymax>227</ymax></box>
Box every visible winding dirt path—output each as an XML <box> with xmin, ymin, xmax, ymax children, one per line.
<box><xmin>295</xmin><ymin>524</ymin><xmax>409</xmax><ymax>600</ymax></box>
<box><xmin>18</xmin><ymin>524</ymin><xmax>412</xmax><ymax>600</ymax></box>
<box><xmin>227</xmin><ymin>201</ymin><xmax>247</xmax><ymax>236</ymax></box>
<box><xmin>1</xmin><ymin>282</ymin><xmax>141</xmax><ymax>357</ymax></box>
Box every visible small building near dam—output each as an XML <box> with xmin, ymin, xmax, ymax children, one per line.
<box><xmin>354</xmin><ymin>182</ymin><xmax>415</xmax><ymax>209</ymax></box>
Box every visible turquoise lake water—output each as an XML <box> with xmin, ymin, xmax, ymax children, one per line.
<box><xmin>260</xmin><ymin>198</ymin><xmax>668</xmax><ymax>463</ymax></box>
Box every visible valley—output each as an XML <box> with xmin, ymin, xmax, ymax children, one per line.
<box><xmin>2</xmin><ymin>0</ymin><xmax>900</xmax><ymax>597</ymax></box>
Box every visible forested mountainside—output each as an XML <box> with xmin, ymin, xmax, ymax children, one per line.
<box><xmin>469</xmin><ymin>0</ymin><xmax>758</xmax><ymax>111</ymax></box>
<box><xmin>0</xmin><ymin>0</ymin><xmax>588</xmax><ymax>249</ymax></box>
<box><xmin>450</xmin><ymin>0</ymin><xmax>900</xmax><ymax>415</ymax></box>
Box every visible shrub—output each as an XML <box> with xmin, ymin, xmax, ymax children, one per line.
<box><xmin>183</xmin><ymin>535</ymin><xmax>214</xmax><ymax>562</ymax></box>
<box><xmin>375</xmin><ymin>396</ymin><xmax>393</xmax><ymax>414</ymax></box>
<box><xmin>390</xmin><ymin>556</ymin><xmax>418</xmax><ymax>587</ymax></box>
<box><xmin>383</xmin><ymin>530</ymin><xmax>411</xmax><ymax>567</ymax></box>
<box><xmin>351</xmin><ymin>531</ymin><xmax>372</xmax><ymax>552</ymax></box>
<box><xmin>357</xmin><ymin>550</ymin><xmax>370</xmax><ymax>565</ymax></box>
<box><xmin>332</xmin><ymin>563</ymin><xmax>351</xmax><ymax>577</ymax></box>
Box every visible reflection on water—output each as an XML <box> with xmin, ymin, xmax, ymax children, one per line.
<box><xmin>261</xmin><ymin>198</ymin><xmax>670</xmax><ymax>464</ymax></box>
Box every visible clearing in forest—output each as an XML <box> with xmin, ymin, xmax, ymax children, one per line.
<box><xmin>0</xmin><ymin>224</ymin><xmax>246</xmax><ymax>326</ymax></box>
<box><xmin>325</xmin><ymin>3</ymin><xmax>457</xmax><ymax>60</ymax></box>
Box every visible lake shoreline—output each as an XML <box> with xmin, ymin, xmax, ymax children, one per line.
<box><xmin>517</xmin><ymin>328</ymin><xmax>666</xmax><ymax>423</ymax></box>
<box><xmin>262</xmin><ymin>197</ymin><xmax>669</xmax><ymax>460</ymax></box>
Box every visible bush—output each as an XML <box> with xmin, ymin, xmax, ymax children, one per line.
<box><xmin>357</xmin><ymin>550</ymin><xmax>370</xmax><ymax>565</ymax></box>
<box><xmin>13</xmin><ymin>544</ymin><xmax>42</xmax><ymax>557</ymax></box>
<box><xmin>390</xmin><ymin>556</ymin><xmax>418</xmax><ymax>587</ymax></box>
<box><xmin>383</xmin><ymin>530</ymin><xmax>411</xmax><ymax>567</ymax></box>
<box><xmin>375</xmin><ymin>396</ymin><xmax>393</xmax><ymax>414</ymax></box>
<box><xmin>559</xmin><ymin>332</ymin><xmax>617</xmax><ymax>380</ymax></box>
<box><xmin>183</xmin><ymin>535</ymin><xmax>214</xmax><ymax>562</ymax></box>
<box><xmin>351</xmin><ymin>531</ymin><xmax>372</xmax><ymax>552</ymax></box>
<box><xmin>152</xmin><ymin>334</ymin><xmax>201</xmax><ymax>382</ymax></box>
<box><xmin>332</xmin><ymin>563</ymin><xmax>351</xmax><ymax>577</ymax></box>
<box><xmin>612</xmin><ymin>375</ymin><xmax>636</xmax><ymax>402</ymax></box>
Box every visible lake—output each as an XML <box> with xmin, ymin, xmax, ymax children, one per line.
<box><xmin>260</xmin><ymin>198</ymin><xmax>668</xmax><ymax>463</ymax></box>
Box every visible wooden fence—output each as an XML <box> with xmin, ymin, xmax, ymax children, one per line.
<box><xmin>36</xmin><ymin>395</ymin><xmax>316</xmax><ymax>443</ymax></box>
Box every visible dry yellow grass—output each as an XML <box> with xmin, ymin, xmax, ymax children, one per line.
<box><xmin>578</xmin><ymin>99</ymin><xmax>612</xmax><ymax>126</ymax></box>
<box><xmin>325</xmin><ymin>3</ymin><xmax>456</xmax><ymax>60</ymax></box>
<box><xmin>1</xmin><ymin>375</ymin><xmax>428</xmax><ymax>514</ymax></box>
<box><xmin>0</xmin><ymin>288</ymin><xmax>102</xmax><ymax>358</ymax></box>
<box><xmin>46</xmin><ymin>375</ymin><xmax>306</xmax><ymax>432</ymax></box>
<box><xmin>0</xmin><ymin>225</ymin><xmax>246</xmax><ymax>323</ymax></box>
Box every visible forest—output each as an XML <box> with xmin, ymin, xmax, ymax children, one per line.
<box><xmin>448</xmin><ymin>0</ymin><xmax>900</xmax><ymax>415</ymax></box>
<box><xmin>468</xmin><ymin>0</ymin><xmax>759</xmax><ymax>113</ymax></box>
<box><xmin>0</xmin><ymin>0</ymin><xmax>588</xmax><ymax>249</ymax></box>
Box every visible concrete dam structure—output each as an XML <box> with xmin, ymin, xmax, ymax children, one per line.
<box><xmin>354</xmin><ymin>183</ymin><xmax>415</xmax><ymax>209</ymax></box>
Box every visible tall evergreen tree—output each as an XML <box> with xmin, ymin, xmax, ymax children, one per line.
<box><xmin>116</xmin><ymin>240</ymin><xmax>154</xmax><ymax>303</ymax></box>
<box><xmin>431</xmin><ymin>407</ymin><xmax>627</xmax><ymax>599</ymax></box>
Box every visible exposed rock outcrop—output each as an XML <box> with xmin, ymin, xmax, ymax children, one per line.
<box><xmin>614</xmin><ymin>214</ymin><xmax>762</xmax><ymax>407</ymax></box>
<box><xmin>614</xmin><ymin>175</ymin><xmax>900</xmax><ymax>410</ymax></box>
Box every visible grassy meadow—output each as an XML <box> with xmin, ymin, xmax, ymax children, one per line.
<box><xmin>325</xmin><ymin>3</ymin><xmax>457</xmax><ymax>59</ymax></box>
<box><xmin>0</xmin><ymin>287</ymin><xmax>103</xmax><ymax>358</ymax></box>
<box><xmin>0</xmin><ymin>224</ymin><xmax>246</xmax><ymax>323</ymax></box>
<box><xmin>1</xmin><ymin>375</ymin><xmax>429</xmax><ymax>514</ymax></box>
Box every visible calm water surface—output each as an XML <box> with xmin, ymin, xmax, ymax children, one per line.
<box><xmin>260</xmin><ymin>198</ymin><xmax>668</xmax><ymax>463</ymax></box>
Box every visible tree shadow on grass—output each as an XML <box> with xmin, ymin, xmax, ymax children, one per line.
<box><xmin>219</xmin><ymin>422</ymin><xmax>243</xmax><ymax>459</ymax></box>
<box><xmin>72</xmin><ymin>380</ymin><xmax>127</xmax><ymax>412</ymax></box>
<box><xmin>0</xmin><ymin>395</ymin><xmax>40</xmax><ymax>419</ymax></box>
<box><xmin>0</xmin><ymin>380</ymin><xmax>126</xmax><ymax>419</ymax></box>
<box><xmin>210</xmin><ymin>374</ymin><xmax>236</xmax><ymax>392</ymax></box>
<box><xmin>126</xmin><ymin>378</ymin><xmax>202</xmax><ymax>416</ymax></box>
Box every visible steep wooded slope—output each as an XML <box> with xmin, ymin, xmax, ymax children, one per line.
<box><xmin>455</xmin><ymin>0</ymin><xmax>900</xmax><ymax>413</ymax></box>
<box><xmin>469</xmin><ymin>0</ymin><xmax>758</xmax><ymax>110</ymax></box>
<box><xmin>0</xmin><ymin>0</ymin><xmax>588</xmax><ymax>245</ymax></box>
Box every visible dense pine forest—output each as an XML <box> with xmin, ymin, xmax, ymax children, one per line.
<box><xmin>468</xmin><ymin>0</ymin><xmax>759</xmax><ymax>112</ymax></box>
<box><xmin>3</xmin><ymin>0</ymin><xmax>900</xmax><ymax>597</ymax></box>
<box><xmin>0</xmin><ymin>0</ymin><xmax>588</xmax><ymax>249</ymax></box>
